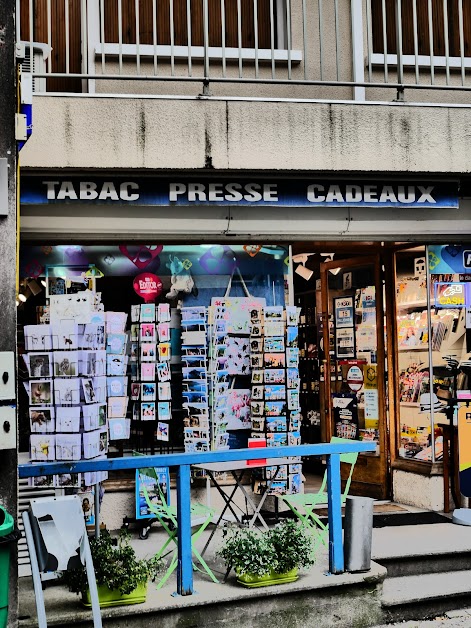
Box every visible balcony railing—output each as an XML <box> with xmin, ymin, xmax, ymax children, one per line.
<box><xmin>16</xmin><ymin>0</ymin><xmax>471</xmax><ymax>101</ymax></box>
<box><xmin>18</xmin><ymin>441</ymin><xmax>375</xmax><ymax>595</ymax></box>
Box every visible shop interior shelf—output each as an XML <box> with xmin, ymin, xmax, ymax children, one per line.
<box><xmin>396</xmin><ymin>300</ymin><xmax>428</xmax><ymax>311</ymax></box>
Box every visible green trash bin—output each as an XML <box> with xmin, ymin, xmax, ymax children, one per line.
<box><xmin>0</xmin><ymin>505</ymin><xmax>21</xmax><ymax>628</ymax></box>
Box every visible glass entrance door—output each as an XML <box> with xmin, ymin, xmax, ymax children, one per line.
<box><xmin>320</xmin><ymin>255</ymin><xmax>389</xmax><ymax>499</ymax></box>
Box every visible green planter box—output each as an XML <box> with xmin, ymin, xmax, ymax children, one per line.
<box><xmin>82</xmin><ymin>582</ymin><xmax>148</xmax><ymax>608</ymax></box>
<box><xmin>237</xmin><ymin>568</ymin><xmax>298</xmax><ymax>588</ymax></box>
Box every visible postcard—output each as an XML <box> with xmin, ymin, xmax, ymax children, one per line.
<box><xmin>251</xmin><ymin>418</ymin><xmax>265</xmax><ymax>432</ymax></box>
<box><xmin>181</xmin><ymin>345</ymin><xmax>206</xmax><ymax>357</ymax></box>
<box><xmin>80</xmin><ymin>350</ymin><xmax>106</xmax><ymax>376</ymax></box>
<box><xmin>130</xmin><ymin>342</ymin><xmax>139</xmax><ymax>362</ymax></box>
<box><xmin>30</xmin><ymin>380</ymin><xmax>53</xmax><ymax>405</ymax></box>
<box><xmin>250</xmin><ymin>324</ymin><xmax>263</xmax><ymax>337</ymax></box>
<box><xmin>250</xmin><ymin>354</ymin><xmax>264</xmax><ymax>369</ymax></box>
<box><xmin>289</xmin><ymin>463</ymin><xmax>302</xmax><ymax>474</ymax></box>
<box><xmin>215</xmin><ymin>433</ymin><xmax>229</xmax><ymax>449</ymax></box>
<box><xmin>158</xmin><ymin>402</ymin><xmax>171</xmax><ymax>420</ymax></box>
<box><xmin>106</xmin><ymin>333</ymin><xmax>128</xmax><ymax>355</ymax></box>
<box><xmin>286</xmin><ymin>348</ymin><xmax>299</xmax><ymax>368</ymax></box>
<box><xmin>130</xmin><ymin>363</ymin><xmax>138</xmax><ymax>381</ymax></box>
<box><xmin>24</xmin><ymin>324</ymin><xmax>52</xmax><ymax>351</ymax></box>
<box><xmin>52</xmin><ymin>322</ymin><xmax>79</xmax><ymax>350</ymax></box>
<box><xmin>289</xmin><ymin>431</ymin><xmax>301</xmax><ymax>446</ymax></box>
<box><xmin>183</xmin><ymin>402</ymin><xmax>208</xmax><ymax>417</ymax></box>
<box><xmin>53</xmin><ymin>351</ymin><xmax>79</xmax><ymax>377</ymax></box>
<box><xmin>157</xmin><ymin>323</ymin><xmax>170</xmax><ymax>342</ymax></box>
<box><xmin>105</xmin><ymin>311</ymin><xmax>128</xmax><ymax>334</ymax></box>
<box><xmin>56</xmin><ymin>406</ymin><xmax>81</xmax><ymax>432</ymax></box>
<box><xmin>181</xmin><ymin>331</ymin><xmax>206</xmax><ymax>345</ymax></box>
<box><xmin>108</xmin><ymin>396</ymin><xmax>128</xmax><ymax>418</ymax></box>
<box><xmin>266</xmin><ymin>416</ymin><xmax>287</xmax><ymax>432</ymax></box>
<box><xmin>158</xmin><ymin>343</ymin><xmax>171</xmax><ymax>362</ymax></box>
<box><xmin>250</xmin><ymin>338</ymin><xmax>263</xmax><ymax>353</ymax></box>
<box><xmin>82</xmin><ymin>430</ymin><xmax>100</xmax><ymax>459</ymax></box>
<box><xmin>251</xmin><ymin>370</ymin><xmax>264</xmax><ymax>384</ymax></box>
<box><xmin>92</xmin><ymin>376</ymin><xmax>107</xmax><ymax>403</ymax></box>
<box><xmin>81</xmin><ymin>323</ymin><xmax>105</xmax><ymax>350</ymax></box>
<box><xmin>141</xmin><ymin>362</ymin><xmax>156</xmax><ymax>382</ymax></box>
<box><xmin>141</xmin><ymin>342</ymin><xmax>157</xmax><ymax>361</ymax></box>
<box><xmin>55</xmin><ymin>433</ymin><xmax>81</xmax><ymax>461</ymax></box>
<box><xmin>252</xmin><ymin>386</ymin><xmax>264</xmax><ymax>400</ymax></box>
<box><xmin>289</xmin><ymin>473</ymin><xmax>302</xmax><ymax>494</ymax></box>
<box><xmin>215</xmin><ymin>381</ymin><xmax>229</xmax><ymax>396</ymax></box>
<box><xmin>290</xmin><ymin>416</ymin><xmax>300</xmax><ymax>431</ymax></box>
<box><xmin>181</xmin><ymin>306</ymin><xmax>206</xmax><ymax>321</ymax></box>
<box><xmin>264</xmin><ymin>353</ymin><xmax>286</xmax><ymax>369</ymax></box>
<box><xmin>107</xmin><ymin>376</ymin><xmax>128</xmax><ymax>397</ymax></box>
<box><xmin>288</xmin><ymin>389</ymin><xmax>300</xmax><ymax>410</ymax></box>
<box><xmin>140</xmin><ymin>303</ymin><xmax>156</xmax><ymax>322</ymax></box>
<box><xmin>107</xmin><ymin>354</ymin><xmax>128</xmax><ymax>376</ymax></box>
<box><xmin>287</xmin><ymin>368</ymin><xmax>300</xmax><ymax>389</ymax></box>
<box><xmin>30</xmin><ymin>434</ymin><xmax>55</xmax><ymax>461</ymax></box>
<box><xmin>184</xmin><ymin>428</ymin><xmax>209</xmax><ymax>441</ymax></box>
<box><xmin>131</xmin><ymin>304</ymin><xmax>140</xmax><ymax>322</ymax></box>
<box><xmin>157</xmin><ymin>421</ymin><xmax>169</xmax><ymax>441</ymax></box>
<box><xmin>265</xmin><ymin>401</ymin><xmax>287</xmax><ymax>416</ymax></box>
<box><xmin>29</xmin><ymin>475</ymin><xmax>54</xmax><ymax>488</ymax></box>
<box><xmin>264</xmin><ymin>369</ymin><xmax>285</xmax><ymax>384</ymax></box>
<box><xmin>131</xmin><ymin>382</ymin><xmax>141</xmax><ymax>400</ymax></box>
<box><xmin>82</xmin><ymin>403</ymin><xmax>106</xmax><ymax>431</ymax></box>
<box><xmin>142</xmin><ymin>382</ymin><xmax>156</xmax><ymax>401</ymax></box>
<box><xmin>141</xmin><ymin>402</ymin><xmax>156</xmax><ymax>421</ymax></box>
<box><xmin>286</xmin><ymin>326</ymin><xmax>299</xmax><ymax>347</ymax></box>
<box><xmin>264</xmin><ymin>337</ymin><xmax>285</xmax><ymax>353</ymax></box>
<box><xmin>265</xmin><ymin>384</ymin><xmax>286</xmax><ymax>401</ymax></box>
<box><xmin>156</xmin><ymin>361</ymin><xmax>170</xmax><ymax>382</ymax></box>
<box><xmin>286</xmin><ymin>306</ymin><xmax>301</xmax><ymax>326</ymax></box>
<box><xmin>140</xmin><ymin>323</ymin><xmax>155</xmax><ymax>341</ymax></box>
<box><xmin>54</xmin><ymin>473</ymin><xmax>81</xmax><ymax>488</ymax></box>
<box><xmin>250</xmin><ymin>401</ymin><xmax>264</xmax><ymax>416</ymax></box>
<box><xmin>183</xmin><ymin>415</ymin><xmax>210</xmax><ymax>429</ymax></box>
<box><xmin>183</xmin><ymin>391</ymin><xmax>208</xmax><ymax>405</ymax></box>
<box><xmin>182</xmin><ymin>367</ymin><xmax>206</xmax><ymax>380</ymax></box>
<box><xmin>157</xmin><ymin>303</ymin><xmax>170</xmax><ymax>322</ymax></box>
<box><xmin>265</xmin><ymin>465</ymin><xmax>288</xmax><ymax>480</ymax></box>
<box><xmin>109</xmin><ymin>418</ymin><xmax>131</xmax><ymax>440</ymax></box>
<box><xmin>267</xmin><ymin>480</ymin><xmax>288</xmax><ymax>496</ymax></box>
<box><xmin>250</xmin><ymin>307</ymin><xmax>264</xmax><ymax>324</ymax></box>
<box><xmin>264</xmin><ymin>321</ymin><xmax>285</xmax><ymax>337</ymax></box>
<box><xmin>26</xmin><ymin>352</ymin><xmax>52</xmax><ymax>378</ymax></box>
<box><xmin>29</xmin><ymin>407</ymin><xmax>55</xmax><ymax>433</ymax></box>
<box><xmin>130</xmin><ymin>324</ymin><xmax>139</xmax><ymax>341</ymax></box>
<box><xmin>266</xmin><ymin>432</ymin><xmax>288</xmax><ymax>447</ymax></box>
<box><xmin>264</xmin><ymin>306</ymin><xmax>284</xmax><ymax>320</ymax></box>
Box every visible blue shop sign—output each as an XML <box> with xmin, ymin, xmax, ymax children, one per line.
<box><xmin>21</xmin><ymin>177</ymin><xmax>459</xmax><ymax>209</ymax></box>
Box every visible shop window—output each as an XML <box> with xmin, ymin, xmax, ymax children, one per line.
<box><xmin>371</xmin><ymin>0</ymin><xmax>471</xmax><ymax>58</ymax></box>
<box><xmin>396</xmin><ymin>244</ymin><xmax>471</xmax><ymax>464</ymax></box>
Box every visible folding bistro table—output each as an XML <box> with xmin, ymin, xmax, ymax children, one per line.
<box><xmin>193</xmin><ymin>457</ymin><xmax>292</xmax><ymax>558</ymax></box>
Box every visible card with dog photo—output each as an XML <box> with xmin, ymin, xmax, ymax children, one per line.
<box><xmin>30</xmin><ymin>380</ymin><xmax>53</xmax><ymax>406</ymax></box>
<box><xmin>26</xmin><ymin>352</ymin><xmax>52</xmax><ymax>378</ymax></box>
<box><xmin>29</xmin><ymin>407</ymin><xmax>55</xmax><ymax>433</ymax></box>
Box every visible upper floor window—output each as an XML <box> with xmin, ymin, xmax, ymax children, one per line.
<box><xmin>371</xmin><ymin>0</ymin><xmax>471</xmax><ymax>58</ymax></box>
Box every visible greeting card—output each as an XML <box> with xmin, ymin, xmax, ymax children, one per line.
<box><xmin>157</xmin><ymin>303</ymin><xmax>170</xmax><ymax>322</ymax></box>
<box><xmin>157</xmin><ymin>323</ymin><xmax>170</xmax><ymax>342</ymax></box>
<box><xmin>140</xmin><ymin>323</ymin><xmax>155</xmax><ymax>341</ymax></box>
<box><xmin>53</xmin><ymin>351</ymin><xmax>79</xmax><ymax>377</ymax></box>
<box><xmin>131</xmin><ymin>383</ymin><xmax>141</xmax><ymax>400</ymax></box>
<box><xmin>26</xmin><ymin>352</ymin><xmax>52</xmax><ymax>378</ymax></box>
<box><xmin>106</xmin><ymin>333</ymin><xmax>128</xmax><ymax>355</ymax></box>
<box><xmin>51</xmin><ymin>322</ymin><xmax>79</xmax><ymax>350</ymax></box>
<box><xmin>107</xmin><ymin>354</ymin><xmax>128</xmax><ymax>376</ymax></box>
<box><xmin>24</xmin><ymin>325</ymin><xmax>52</xmax><ymax>352</ymax></box>
<box><xmin>158</xmin><ymin>402</ymin><xmax>171</xmax><ymax>420</ymax></box>
<box><xmin>109</xmin><ymin>418</ymin><xmax>131</xmax><ymax>440</ymax></box>
<box><xmin>80</xmin><ymin>323</ymin><xmax>105</xmax><ymax>350</ymax></box>
<box><xmin>142</xmin><ymin>382</ymin><xmax>156</xmax><ymax>401</ymax></box>
<box><xmin>30</xmin><ymin>380</ymin><xmax>53</xmax><ymax>406</ymax></box>
<box><xmin>80</xmin><ymin>350</ymin><xmax>106</xmax><ymax>376</ymax></box>
<box><xmin>107</xmin><ymin>376</ymin><xmax>128</xmax><ymax>397</ymax></box>
<box><xmin>157</xmin><ymin>421</ymin><xmax>169</xmax><ymax>441</ymax></box>
<box><xmin>141</xmin><ymin>402</ymin><xmax>156</xmax><ymax>421</ymax></box>
<box><xmin>30</xmin><ymin>434</ymin><xmax>55</xmax><ymax>461</ymax></box>
<box><xmin>140</xmin><ymin>303</ymin><xmax>156</xmax><ymax>322</ymax></box>
<box><xmin>29</xmin><ymin>407</ymin><xmax>55</xmax><ymax>433</ymax></box>
<box><xmin>141</xmin><ymin>362</ymin><xmax>156</xmax><ymax>382</ymax></box>
<box><xmin>141</xmin><ymin>343</ymin><xmax>157</xmax><ymax>361</ymax></box>
<box><xmin>56</xmin><ymin>406</ymin><xmax>81</xmax><ymax>432</ymax></box>
<box><xmin>108</xmin><ymin>396</ymin><xmax>129</xmax><ymax>418</ymax></box>
<box><xmin>55</xmin><ymin>433</ymin><xmax>81</xmax><ymax>461</ymax></box>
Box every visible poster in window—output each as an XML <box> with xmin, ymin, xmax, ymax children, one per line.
<box><xmin>332</xmin><ymin>393</ymin><xmax>358</xmax><ymax>440</ymax></box>
<box><xmin>335</xmin><ymin>327</ymin><xmax>355</xmax><ymax>359</ymax></box>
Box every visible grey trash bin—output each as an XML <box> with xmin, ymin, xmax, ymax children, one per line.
<box><xmin>343</xmin><ymin>495</ymin><xmax>374</xmax><ymax>573</ymax></box>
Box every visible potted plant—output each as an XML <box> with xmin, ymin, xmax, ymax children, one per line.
<box><xmin>217</xmin><ymin>519</ymin><xmax>316</xmax><ymax>588</ymax></box>
<box><xmin>62</xmin><ymin>529</ymin><xmax>163</xmax><ymax>607</ymax></box>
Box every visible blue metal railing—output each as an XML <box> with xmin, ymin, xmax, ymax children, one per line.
<box><xmin>18</xmin><ymin>442</ymin><xmax>375</xmax><ymax>595</ymax></box>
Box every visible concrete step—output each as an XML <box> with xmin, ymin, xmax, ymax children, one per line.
<box><xmin>381</xmin><ymin>571</ymin><xmax>471</xmax><ymax>623</ymax></box>
<box><xmin>372</xmin><ymin>523</ymin><xmax>471</xmax><ymax>578</ymax></box>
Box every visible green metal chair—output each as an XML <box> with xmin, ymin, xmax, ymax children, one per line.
<box><xmin>138</xmin><ymin>467</ymin><xmax>219</xmax><ymax>589</ymax></box>
<box><xmin>280</xmin><ymin>437</ymin><xmax>359</xmax><ymax>552</ymax></box>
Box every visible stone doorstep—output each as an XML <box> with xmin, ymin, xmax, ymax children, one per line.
<box><xmin>381</xmin><ymin>571</ymin><xmax>471</xmax><ymax>608</ymax></box>
<box><xmin>18</xmin><ymin>561</ymin><xmax>387</xmax><ymax>628</ymax></box>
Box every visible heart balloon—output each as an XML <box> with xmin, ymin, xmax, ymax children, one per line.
<box><xmin>133</xmin><ymin>273</ymin><xmax>163</xmax><ymax>303</ymax></box>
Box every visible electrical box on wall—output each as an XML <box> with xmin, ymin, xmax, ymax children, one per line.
<box><xmin>0</xmin><ymin>352</ymin><xmax>15</xmax><ymax>400</ymax></box>
<box><xmin>0</xmin><ymin>405</ymin><xmax>16</xmax><ymax>450</ymax></box>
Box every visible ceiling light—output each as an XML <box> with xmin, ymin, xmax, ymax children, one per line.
<box><xmin>41</xmin><ymin>279</ymin><xmax>47</xmax><ymax>288</ymax></box>
<box><xmin>295</xmin><ymin>265</ymin><xmax>313</xmax><ymax>281</ymax></box>
<box><xmin>18</xmin><ymin>293</ymin><xmax>27</xmax><ymax>303</ymax></box>
<box><xmin>329</xmin><ymin>267</ymin><xmax>341</xmax><ymax>276</ymax></box>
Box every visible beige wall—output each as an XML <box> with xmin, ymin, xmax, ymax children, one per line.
<box><xmin>21</xmin><ymin>94</ymin><xmax>471</xmax><ymax>174</ymax></box>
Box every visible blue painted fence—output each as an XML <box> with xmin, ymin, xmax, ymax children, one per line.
<box><xmin>18</xmin><ymin>442</ymin><xmax>375</xmax><ymax>595</ymax></box>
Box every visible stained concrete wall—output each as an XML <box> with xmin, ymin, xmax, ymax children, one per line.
<box><xmin>392</xmin><ymin>469</ymin><xmax>444</xmax><ymax>512</ymax></box>
<box><xmin>21</xmin><ymin>95</ymin><xmax>471</xmax><ymax>175</ymax></box>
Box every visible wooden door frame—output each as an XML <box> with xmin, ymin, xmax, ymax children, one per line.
<box><xmin>320</xmin><ymin>253</ymin><xmax>389</xmax><ymax>495</ymax></box>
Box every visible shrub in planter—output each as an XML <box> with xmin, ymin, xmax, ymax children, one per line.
<box><xmin>62</xmin><ymin>529</ymin><xmax>162</xmax><ymax>605</ymax></box>
<box><xmin>217</xmin><ymin>520</ymin><xmax>316</xmax><ymax>586</ymax></box>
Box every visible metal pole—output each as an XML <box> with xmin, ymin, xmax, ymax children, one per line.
<box><xmin>327</xmin><ymin>453</ymin><xmax>344</xmax><ymax>574</ymax></box>
<box><xmin>0</xmin><ymin>0</ymin><xmax>19</xmax><ymax>623</ymax></box>
<box><xmin>176</xmin><ymin>464</ymin><xmax>193</xmax><ymax>595</ymax></box>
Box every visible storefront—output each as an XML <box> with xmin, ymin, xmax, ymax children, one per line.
<box><xmin>17</xmin><ymin>173</ymin><xmax>471</xmax><ymax>510</ymax></box>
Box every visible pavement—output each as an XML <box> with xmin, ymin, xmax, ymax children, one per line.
<box><xmin>373</xmin><ymin>608</ymin><xmax>471</xmax><ymax>627</ymax></box>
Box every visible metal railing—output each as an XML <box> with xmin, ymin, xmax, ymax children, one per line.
<box><xmin>16</xmin><ymin>0</ymin><xmax>471</xmax><ymax>100</ymax></box>
<box><xmin>18</xmin><ymin>441</ymin><xmax>375</xmax><ymax>596</ymax></box>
